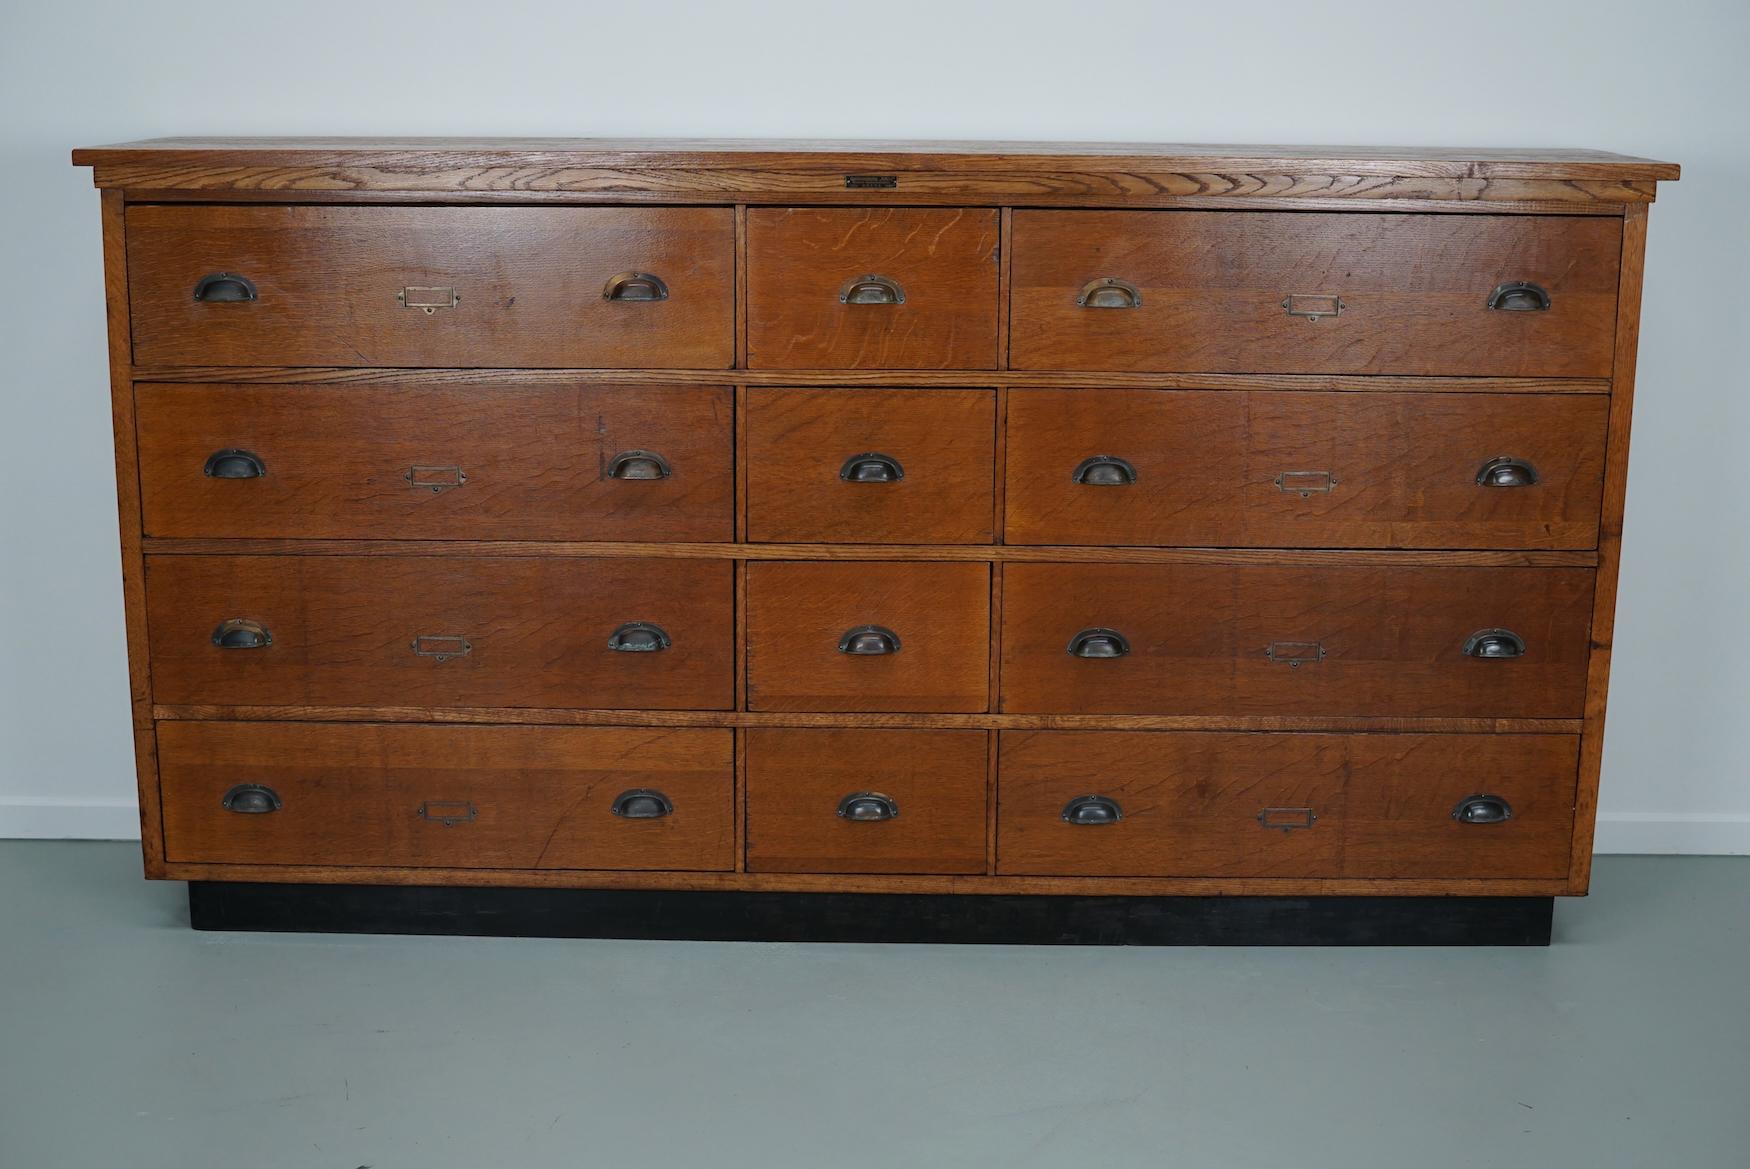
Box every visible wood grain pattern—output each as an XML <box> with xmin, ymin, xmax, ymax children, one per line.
<box><xmin>1004</xmin><ymin>389</ymin><xmax>1610</xmax><ymax>549</ymax></box>
<box><xmin>745</xmin><ymin>728</ymin><xmax>988</xmax><ymax>873</ymax></box>
<box><xmin>137</xmin><ymin>382</ymin><xmax>733</xmax><ymax>541</ymax></box>
<box><xmin>1011</xmin><ymin>211</ymin><xmax>1622</xmax><ymax>376</ymax></box>
<box><xmin>744</xmin><ymin>387</ymin><xmax>996</xmax><ymax>543</ymax></box>
<box><xmin>746</xmin><ymin>208</ymin><xmax>1000</xmax><ymax>368</ymax></box>
<box><xmin>159</xmin><ymin>722</ymin><xmax>734</xmax><ymax>870</ymax></box>
<box><xmin>746</xmin><ymin>561</ymin><xmax>990</xmax><ymax>712</ymax></box>
<box><xmin>1001</xmin><ymin>563</ymin><xmax>1595</xmax><ymax>718</ymax></box>
<box><xmin>145</xmin><ymin>555</ymin><xmax>733</xmax><ymax>710</ymax></box>
<box><xmin>997</xmin><ymin>730</ymin><xmax>1577</xmax><ymax>879</ymax></box>
<box><xmin>127</xmin><ymin>205</ymin><xmax>735</xmax><ymax>368</ymax></box>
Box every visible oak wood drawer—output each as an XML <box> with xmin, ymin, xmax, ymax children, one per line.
<box><xmin>146</xmin><ymin>555</ymin><xmax>734</xmax><ymax>710</ymax></box>
<box><xmin>1009</xmin><ymin>210</ymin><xmax>1621</xmax><ymax>376</ymax></box>
<box><xmin>1000</xmin><ymin>564</ymin><xmax>1593</xmax><ymax>718</ymax></box>
<box><xmin>159</xmin><ymin>722</ymin><xmax>734</xmax><ymax>870</ymax></box>
<box><xmin>745</xmin><ymin>728</ymin><xmax>988</xmax><ymax>874</ymax></box>
<box><xmin>137</xmin><ymin>382</ymin><xmax>733</xmax><ymax>541</ymax></box>
<box><xmin>997</xmin><ymin>730</ymin><xmax>1577</xmax><ymax>879</ymax></box>
<box><xmin>126</xmin><ymin>205</ymin><xmax>735</xmax><ymax>368</ymax></box>
<box><xmin>745</xmin><ymin>561</ymin><xmax>990</xmax><ymax>712</ymax></box>
<box><xmin>746</xmin><ymin>208</ymin><xmax>1000</xmax><ymax>369</ymax></box>
<box><xmin>745</xmin><ymin>388</ymin><xmax>996</xmax><ymax>544</ymax></box>
<box><xmin>1004</xmin><ymin>389</ymin><xmax>1609</xmax><ymax>549</ymax></box>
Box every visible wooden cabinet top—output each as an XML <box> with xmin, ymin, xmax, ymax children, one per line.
<box><xmin>73</xmin><ymin>138</ymin><xmax>1678</xmax><ymax>206</ymax></box>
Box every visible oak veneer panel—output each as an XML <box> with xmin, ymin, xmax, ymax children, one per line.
<box><xmin>126</xmin><ymin>205</ymin><xmax>735</xmax><ymax>368</ymax></box>
<box><xmin>1010</xmin><ymin>211</ymin><xmax>1621</xmax><ymax>376</ymax></box>
<box><xmin>159</xmin><ymin>722</ymin><xmax>734</xmax><ymax>870</ymax></box>
<box><xmin>997</xmin><ymin>730</ymin><xmax>1576</xmax><ymax>879</ymax></box>
<box><xmin>745</xmin><ymin>728</ymin><xmax>987</xmax><ymax>873</ymax></box>
<box><xmin>746</xmin><ymin>208</ymin><xmax>1000</xmax><ymax>369</ymax></box>
<box><xmin>745</xmin><ymin>388</ymin><xmax>996</xmax><ymax>544</ymax></box>
<box><xmin>1004</xmin><ymin>389</ymin><xmax>1609</xmax><ymax>549</ymax></box>
<box><xmin>137</xmin><ymin>382</ymin><xmax>732</xmax><ymax>541</ymax></box>
<box><xmin>146</xmin><ymin>555</ymin><xmax>733</xmax><ymax>710</ymax></box>
<box><xmin>1001</xmin><ymin>564</ymin><xmax>1594</xmax><ymax>718</ymax></box>
<box><xmin>745</xmin><ymin>561</ymin><xmax>990</xmax><ymax>712</ymax></box>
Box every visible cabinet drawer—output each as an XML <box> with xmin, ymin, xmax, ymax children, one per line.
<box><xmin>138</xmin><ymin>383</ymin><xmax>733</xmax><ymax>541</ymax></box>
<box><xmin>997</xmin><ymin>730</ymin><xmax>1577</xmax><ymax>879</ymax></box>
<box><xmin>745</xmin><ymin>388</ymin><xmax>996</xmax><ymax>544</ymax></box>
<box><xmin>1000</xmin><ymin>564</ymin><xmax>1593</xmax><ymax>718</ymax></box>
<box><xmin>1010</xmin><ymin>211</ymin><xmax>1620</xmax><ymax>376</ymax></box>
<box><xmin>747</xmin><ymin>208</ymin><xmax>1000</xmax><ymax>369</ymax></box>
<box><xmin>1004</xmin><ymin>389</ymin><xmax>1609</xmax><ymax>549</ymax></box>
<box><xmin>146</xmin><ymin>555</ymin><xmax>734</xmax><ymax>710</ymax></box>
<box><xmin>745</xmin><ymin>561</ymin><xmax>990</xmax><ymax>712</ymax></box>
<box><xmin>159</xmin><ymin>722</ymin><xmax>734</xmax><ymax>870</ymax></box>
<box><xmin>127</xmin><ymin>205</ymin><xmax>735</xmax><ymax>368</ymax></box>
<box><xmin>745</xmin><ymin>729</ymin><xmax>988</xmax><ymax>874</ymax></box>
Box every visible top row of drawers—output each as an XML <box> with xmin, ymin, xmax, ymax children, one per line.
<box><xmin>125</xmin><ymin>206</ymin><xmax>1623</xmax><ymax>376</ymax></box>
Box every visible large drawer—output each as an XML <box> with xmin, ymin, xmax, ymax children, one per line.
<box><xmin>159</xmin><ymin>722</ymin><xmax>734</xmax><ymax>870</ymax></box>
<box><xmin>1000</xmin><ymin>563</ymin><xmax>1593</xmax><ymax>718</ymax></box>
<box><xmin>745</xmin><ymin>728</ymin><xmax>988</xmax><ymax>874</ymax></box>
<box><xmin>1004</xmin><ymin>389</ymin><xmax>1610</xmax><ymax>549</ymax></box>
<box><xmin>146</xmin><ymin>555</ymin><xmax>734</xmax><ymax>710</ymax></box>
<box><xmin>1009</xmin><ymin>210</ymin><xmax>1621</xmax><ymax>376</ymax></box>
<box><xmin>745</xmin><ymin>561</ymin><xmax>990</xmax><ymax>712</ymax></box>
<box><xmin>997</xmin><ymin>730</ymin><xmax>1578</xmax><ymax>879</ymax></box>
<box><xmin>126</xmin><ymin>205</ymin><xmax>736</xmax><ymax>368</ymax></box>
<box><xmin>137</xmin><ymin>382</ymin><xmax>734</xmax><ymax>541</ymax></box>
<box><xmin>745</xmin><ymin>387</ymin><xmax>996</xmax><ymax>544</ymax></box>
<box><xmin>746</xmin><ymin>208</ymin><xmax>1000</xmax><ymax>369</ymax></box>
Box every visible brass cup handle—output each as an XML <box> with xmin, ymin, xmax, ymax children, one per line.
<box><xmin>1476</xmin><ymin>456</ymin><xmax>1539</xmax><ymax>487</ymax></box>
<box><xmin>221</xmin><ymin>783</ymin><xmax>281</xmax><ymax>814</ymax></box>
<box><xmin>1076</xmin><ymin>277</ymin><xmax>1142</xmax><ymax>308</ymax></box>
<box><xmin>193</xmin><ymin>272</ymin><xmax>257</xmax><ymax>303</ymax></box>
<box><xmin>608</xmin><ymin>622</ymin><xmax>671</xmax><ymax>653</ymax></box>
<box><xmin>612</xmin><ymin>789</ymin><xmax>675</xmax><ymax>819</ymax></box>
<box><xmin>1464</xmin><ymin>628</ymin><xmax>1526</xmax><ymax>659</ymax></box>
<box><xmin>1072</xmin><ymin>455</ymin><xmax>1137</xmax><ymax>486</ymax></box>
<box><xmin>603</xmin><ymin>271</ymin><xmax>669</xmax><ymax>302</ymax></box>
<box><xmin>1067</xmin><ymin>627</ymin><xmax>1130</xmax><ymax>659</ymax></box>
<box><xmin>203</xmin><ymin>449</ymin><xmax>265</xmax><ymax>479</ymax></box>
<box><xmin>839</xmin><ymin>625</ymin><xmax>900</xmax><ymax>655</ymax></box>
<box><xmin>212</xmin><ymin>618</ymin><xmax>272</xmax><ymax>649</ymax></box>
<box><xmin>1062</xmin><ymin>795</ymin><xmax>1123</xmax><ymax>825</ymax></box>
<box><xmin>1487</xmin><ymin>282</ymin><xmax>1551</xmax><ymax>312</ymax></box>
<box><xmin>607</xmin><ymin>450</ymin><xmax>673</xmax><ymax>480</ymax></box>
<box><xmin>839</xmin><ymin>274</ymin><xmax>905</xmax><ymax>305</ymax></box>
<box><xmin>837</xmin><ymin>792</ymin><xmax>899</xmax><ymax>822</ymax></box>
<box><xmin>840</xmin><ymin>452</ymin><xmax>904</xmax><ymax>483</ymax></box>
<box><xmin>1452</xmin><ymin>794</ymin><xmax>1514</xmax><ymax>824</ymax></box>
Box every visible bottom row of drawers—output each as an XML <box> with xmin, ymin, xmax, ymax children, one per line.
<box><xmin>158</xmin><ymin>723</ymin><xmax>1577</xmax><ymax>880</ymax></box>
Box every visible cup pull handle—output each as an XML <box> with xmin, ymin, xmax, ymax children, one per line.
<box><xmin>839</xmin><ymin>625</ymin><xmax>901</xmax><ymax>655</ymax></box>
<box><xmin>1464</xmin><ymin>628</ymin><xmax>1526</xmax><ymax>659</ymax></box>
<box><xmin>1476</xmin><ymin>457</ymin><xmax>1539</xmax><ymax>487</ymax></box>
<box><xmin>211</xmin><ymin>618</ymin><xmax>272</xmax><ymax>649</ymax></box>
<box><xmin>607</xmin><ymin>450</ymin><xmax>673</xmax><ymax>480</ymax></box>
<box><xmin>612</xmin><ymin>789</ymin><xmax>675</xmax><ymax>819</ymax></box>
<box><xmin>1452</xmin><ymin>794</ymin><xmax>1514</xmax><ymax>824</ymax></box>
<box><xmin>1076</xmin><ymin>277</ymin><xmax>1142</xmax><ymax>308</ymax></box>
<box><xmin>203</xmin><ymin>449</ymin><xmax>265</xmax><ymax>479</ymax></box>
<box><xmin>837</xmin><ymin>792</ymin><xmax>899</xmax><ymax>822</ymax></box>
<box><xmin>1067</xmin><ymin>628</ymin><xmax>1130</xmax><ymax>658</ymax></box>
<box><xmin>1072</xmin><ymin>455</ymin><xmax>1136</xmax><ymax>486</ymax></box>
<box><xmin>1062</xmin><ymin>795</ymin><xmax>1123</xmax><ymax>825</ymax></box>
<box><xmin>838</xmin><ymin>274</ymin><xmax>905</xmax><ymax>305</ymax></box>
<box><xmin>193</xmin><ymin>273</ymin><xmax>257</xmax><ymax>303</ymax></box>
<box><xmin>221</xmin><ymin>783</ymin><xmax>281</xmax><ymax>814</ymax></box>
<box><xmin>1487</xmin><ymin>282</ymin><xmax>1551</xmax><ymax>312</ymax></box>
<box><xmin>608</xmin><ymin>622</ymin><xmax>671</xmax><ymax>653</ymax></box>
<box><xmin>839</xmin><ymin>452</ymin><xmax>904</xmax><ymax>483</ymax></box>
<box><xmin>603</xmin><ymin>271</ymin><xmax>669</xmax><ymax>302</ymax></box>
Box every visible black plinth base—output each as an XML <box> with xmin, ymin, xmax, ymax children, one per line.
<box><xmin>188</xmin><ymin>883</ymin><xmax>1554</xmax><ymax>946</ymax></box>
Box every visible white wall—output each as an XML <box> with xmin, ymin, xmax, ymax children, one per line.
<box><xmin>2</xmin><ymin>0</ymin><xmax>1745</xmax><ymax>850</ymax></box>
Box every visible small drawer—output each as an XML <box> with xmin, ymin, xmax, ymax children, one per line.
<box><xmin>138</xmin><ymin>383</ymin><xmax>733</xmax><ymax>541</ymax></box>
<box><xmin>745</xmin><ymin>728</ymin><xmax>988</xmax><ymax>874</ymax></box>
<box><xmin>745</xmin><ymin>388</ymin><xmax>996</xmax><ymax>544</ymax></box>
<box><xmin>745</xmin><ymin>561</ymin><xmax>990</xmax><ymax>712</ymax></box>
<box><xmin>747</xmin><ymin>208</ymin><xmax>1000</xmax><ymax>369</ymax></box>
<box><xmin>1004</xmin><ymin>389</ymin><xmax>1610</xmax><ymax>549</ymax></box>
<box><xmin>159</xmin><ymin>722</ymin><xmax>734</xmax><ymax>870</ymax></box>
<box><xmin>1000</xmin><ymin>563</ymin><xmax>1593</xmax><ymax>718</ymax></box>
<box><xmin>127</xmin><ymin>205</ymin><xmax>735</xmax><ymax>368</ymax></box>
<box><xmin>1009</xmin><ymin>210</ymin><xmax>1620</xmax><ymax>376</ymax></box>
<box><xmin>146</xmin><ymin>555</ymin><xmax>734</xmax><ymax>710</ymax></box>
<box><xmin>997</xmin><ymin>730</ymin><xmax>1577</xmax><ymax>879</ymax></box>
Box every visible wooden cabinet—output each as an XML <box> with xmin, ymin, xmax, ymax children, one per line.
<box><xmin>74</xmin><ymin>137</ymin><xmax>1677</xmax><ymax>937</ymax></box>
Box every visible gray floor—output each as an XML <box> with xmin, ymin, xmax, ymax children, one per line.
<box><xmin>1</xmin><ymin>844</ymin><xmax>1746</xmax><ymax>1169</ymax></box>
